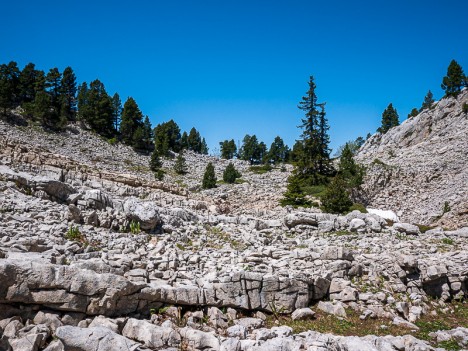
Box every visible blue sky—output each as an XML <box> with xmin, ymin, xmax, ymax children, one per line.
<box><xmin>1</xmin><ymin>0</ymin><xmax>467</xmax><ymax>154</ymax></box>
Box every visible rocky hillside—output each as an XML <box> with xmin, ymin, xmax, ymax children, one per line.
<box><xmin>357</xmin><ymin>89</ymin><xmax>468</xmax><ymax>229</ymax></box>
<box><xmin>0</xmin><ymin>115</ymin><xmax>467</xmax><ymax>351</ymax></box>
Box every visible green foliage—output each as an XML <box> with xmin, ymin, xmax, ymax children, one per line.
<box><xmin>129</xmin><ymin>220</ymin><xmax>141</xmax><ymax>234</ymax></box>
<box><xmin>321</xmin><ymin>175</ymin><xmax>353</xmax><ymax>214</ymax></box>
<box><xmin>200</xmin><ymin>137</ymin><xmax>208</xmax><ymax>155</ymax></box>
<box><xmin>174</xmin><ymin>152</ymin><xmax>188</xmax><ymax>175</ymax></box>
<box><xmin>441</xmin><ymin>59</ymin><xmax>467</xmax><ymax>97</ymax></box>
<box><xmin>378</xmin><ymin>103</ymin><xmax>399</xmax><ymax>134</ymax></box>
<box><xmin>280</xmin><ymin>175</ymin><xmax>312</xmax><ymax>208</ymax></box>
<box><xmin>0</xmin><ymin>62</ymin><xmax>20</xmax><ymax>114</ymax></box>
<box><xmin>60</xmin><ymin>66</ymin><xmax>77</xmax><ymax>121</ymax></box>
<box><xmin>334</xmin><ymin>136</ymin><xmax>365</xmax><ymax>157</ymax></box>
<box><xmin>120</xmin><ymin>97</ymin><xmax>144</xmax><ymax>145</ymax></box>
<box><xmin>202</xmin><ymin>162</ymin><xmax>217</xmax><ymax>189</ymax></box>
<box><xmin>219</xmin><ymin>139</ymin><xmax>237</xmax><ymax>159</ymax></box>
<box><xmin>265</xmin><ymin>136</ymin><xmax>290</xmax><ymax>164</ymax></box>
<box><xmin>154</xmin><ymin>119</ymin><xmax>181</xmax><ymax>156</ymax></box>
<box><xmin>295</xmin><ymin>76</ymin><xmax>332</xmax><ymax>180</ymax></box>
<box><xmin>338</xmin><ymin>143</ymin><xmax>365</xmax><ymax>188</ymax></box>
<box><xmin>249</xmin><ymin>164</ymin><xmax>272</xmax><ymax>174</ymax></box>
<box><xmin>437</xmin><ymin>339</ymin><xmax>461</xmax><ymax>351</ymax></box>
<box><xmin>420</xmin><ymin>90</ymin><xmax>434</xmax><ymax>111</ymax></box>
<box><xmin>408</xmin><ymin>108</ymin><xmax>419</xmax><ymax>118</ymax></box>
<box><xmin>223</xmin><ymin>162</ymin><xmax>241</xmax><ymax>183</ymax></box>
<box><xmin>441</xmin><ymin>237</ymin><xmax>454</xmax><ymax>245</ymax></box>
<box><xmin>463</xmin><ymin>103</ymin><xmax>468</xmax><ymax>114</ymax></box>
<box><xmin>187</xmin><ymin>127</ymin><xmax>203</xmax><ymax>153</ymax></box>
<box><xmin>149</xmin><ymin>150</ymin><xmax>164</xmax><ymax>180</ymax></box>
<box><xmin>65</xmin><ymin>225</ymin><xmax>82</xmax><ymax>241</ymax></box>
<box><xmin>111</xmin><ymin>93</ymin><xmax>122</xmax><ymax>131</ymax></box>
<box><xmin>238</xmin><ymin>134</ymin><xmax>267</xmax><ymax>164</ymax></box>
<box><xmin>77</xmin><ymin>79</ymin><xmax>114</xmax><ymax>136</ymax></box>
<box><xmin>443</xmin><ymin>201</ymin><xmax>451</xmax><ymax>214</ymax></box>
<box><xmin>349</xmin><ymin>203</ymin><xmax>367</xmax><ymax>213</ymax></box>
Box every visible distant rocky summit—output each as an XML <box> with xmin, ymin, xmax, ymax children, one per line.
<box><xmin>357</xmin><ymin>89</ymin><xmax>468</xmax><ymax>229</ymax></box>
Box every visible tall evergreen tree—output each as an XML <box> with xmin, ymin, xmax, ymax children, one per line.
<box><xmin>45</xmin><ymin>68</ymin><xmax>62</xmax><ymax>112</ymax></box>
<box><xmin>201</xmin><ymin>138</ymin><xmax>209</xmax><ymax>155</ymax></box>
<box><xmin>338</xmin><ymin>143</ymin><xmax>364</xmax><ymax>189</ymax></box>
<box><xmin>78</xmin><ymin>79</ymin><xmax>114</xmax><ymax>135</ymax></box>
<box><xmin>377</xmin><ymin>103</ymin><xmax>399</xmax><ymax>134</ymax></box>
<box><xmin>420</xmin><ymin>90</ymin><xmax>434</xmax><ymax>111</ymax></box>
<box><xmin>266</xmin><ymin>136</ymin><xmax>289</xmax><ymax>164</ymax></box>
<box><xmin>441</xmin><ymin>59</ymin><xmax>467</xmax><ymax>97</ymax></box>
<box><xmin>202</xmin><ymin>162</ymin><xmax>217</xmax><ymax>189</ymax></box>
<box><xmin>120</xmin><ymin>97</ymin><xmax>143</xmax><ymax>144</ymax></box>
<box><xmin>111</xmin><ymin>93</ymin><xmax>122</xmax><ymax>132</ymax></box>
<box><xmin>149</xmin><ymin>149</ymin><xmax>164</xmax><ymax>180</ymax></box>
<box><xmin>19</xmin><ymin>63</ymin><xmax>39</xmax><ymax>104</ymax></box>
<box><xmin>174</xmin><ymin>151</ymin><xmax>188</xmax><ymax>175</ymax></box>
<box><xmin>321</xmin><ymin>175</ymin><xmax>353</xmax><ymax>214</ymax></box>
<box><xmin>180</xmin><ymin>131</ymin><xmax>189</xmax><ymax>150</ymax></box>
<box><xmin>280</xmin><ymin>175</ymin><xmax>311</xmax><ymax>207</ymax></box>
<box><xmin>153</xmin><ymin>119</ymin><xmax>181</xmax><ymax>156</ymax></box>
<box><xmin>220</xmin><ymin>139</ymin><xmax>237</xmax><ymax>159</ymax></box>
<box><xmin>34</xmin><ymin>90</ymin><xmax>55</xmax><ymax>128</ymax></box>
<box><xmin>408</xmin><ymin>108</ymin><xmax>419</xmax><ymax>118</ymax></box>
<box><xmin>0</xmin><ymin>61</ymin><xmax>20</xmax><ymax>113</ymax></box>
<box><xmin>187</xmin><ymin>127</ymin><xmax>202</xmax><ymax>152</ymax></box>
<box><xmin>239</xmin><ymin>134</ymin><xmax>263</xmax><ymax>164</ymax></box>
<box><xmin>296</xmin><ymin>76</ymin><xmax>331</xmax><ymax>183</ymax></box>
<box><xmin>60</xmin><ymin>66</ymin><xmax>77</xmax><ymax>121</ymax></box>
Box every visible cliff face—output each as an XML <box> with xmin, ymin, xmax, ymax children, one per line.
<box><xmin>356</xmin><ymin>89</ymin><xmax>468</xmax><ymax>229</ymax></box>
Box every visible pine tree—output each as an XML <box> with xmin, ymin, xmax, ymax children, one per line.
<box><xmin>45</xmin><ymin>68</ymin><xmax>62</xmax><ymax>111</ymax></box>
<box><xmin>441</xmin><ymin>59</ymin><xmax>467</xmax><ymax>97</ymax></box>
<box><xmin>149</xmin><ymin>149</ymin><xmax>164</xmax><ymax>180</ymax></box>
<box><xmin>120</xmin><ymin>97</ymin><xmax>144</xmax><ymax>145</ymax></box>
<box><xmin>201</xmin><ymin>138</ymin><xmax>209</xmax><ymax>155</ymax></box>
<box><xmin>19</xmin><ymin>63</ymin><xmax>38</xmax><ymax>104</ymax></box>
<box><xmin>174</xmin><ymin>151</ymin><xmax>188</xmax><ymax>175</ymax></box>
<box><xmin>266</xmin><ymin>136</ymin><xmax>289</xmax><ymax>164</ymax></box>
<box><xmin>187</xmin><ymin>127</ymin><xmax>202</xmax><ymax>152</ymax></box>
<box><xmin>321</xmin><ymin>175</ymin><xmax>353</xmax><ymax>214</ymax></box>
<box><xmin>76</xmin><ymin>82</ymin><xmax>89</xmax><ymax>122</ymax></box>
<box><xmin>408</xmin><ymin>108</ymin><xmax>419</xmax><ymax>118</ymax></box>
<box><xmin>420</xmin><ymin>90</ymin><xmax>434</xmax><ymax>111</ymax></box>
<box><xmin>280</xmin><ymin>175</ymin><xmax>311</xmax><ymax>207</ymax></box>
<box><xmin>60</xmin><ymin>66</ymin><xmax>77</xmax><ymax>121</ymax></box>
<box><xmin>377</xmin><ymin>103</ymin><xmax>399</xmax><ymax>134</ymax></box>
<box><xmin>0</xmin><ymin>62</ymin><xmax>20</xmax><ymax>114</ymax></box>
<box><xmin>180</xmin><ymin>131</ymin><xmax>189</xmax><ymax>150</ymax></box>
<box><xmin>220</xmin><ymin>139</ymin><xmax>237</xmax><ymax>159</ymax></box>
<box><xmin>154</xmin><ymin>119</ymin><xmax>181</xmax><ymax>156</ymax></box>
<box><xmin>142</xmin><ymin>116</ymin><xmax>153</xmax><ymax>151</ymax></box>
<box><xmin>223</xmin><ymin>162</ymin><xmax>241</xmax><ymax>183</ymax></box>
<box><xmin>338</xmin><ymin>143</ymin><xmax>364</xmax><ymax>189</ymax></box>
<box><xmin>239</xmin><ymin>134</ymin><xmax>262</xmax><ymax>164</ymax></box>
<box><xmin>202</xmin><ymin>162</ymin><xmax>217</xmax><ymax>189</ymax></box>
<box><xmin>111</xmin><ymin>93</ymin><xmax>122</xmax><ymax>132</ymax></box>
<box><xmin>296</xmin><ymin>76</ymin><xmax>331</xmax><ymax>183</ymax></box>
<box><xmin>34</xmin><ymin>90</ymin><xmax>53</xmax><ymax>128</ymax></box>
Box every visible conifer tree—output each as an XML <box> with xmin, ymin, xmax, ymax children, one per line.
<box><xmin>296</xmin><ymin>76</ymin><xmax>331</xmax><ymax>183</ymax></box>
<box><xmin>408</xmin><ymin>108</ymin><xmax>419</xmax><ymax>118</ymax></box>
<box><xmin>111</xmin><ymin>93</ymin><xmax>122</xmax><ymax>132</ymax></box>
<box><xmin>120</xmin><ymin>97</ymin><xmax>144</xmax><ymax>145</ymax></box>
<box><xmin>19</xmin><ymin>63</ymin><xmax>38</xmax><ymax>104</ymax></box>
<box><xmin>220</xmin><ymin>139</ymin><xmax>237</xmax><ymax>159</ymax></box>
<box><xmin>180</xmin><ymin>131</ymin><xmax>189</xmax><ymax>150</ymax></box>
<box><xmin>321</xmin><ymin>175</ymin><xmax>353</xmax><ymax>214</ymax></box>
<box><xmin>202</xmin><ymin>162</ymin><xmax>217</xmax><ymax>189</ymax></box>
<box><xmin>0</xmin><ymin>62</ymin><xmax>20</xmax><ymax>113</ymax></box>
<box><xmin>78</xmin><ymin>79</ymin><xmax>114</xmax><ymax>135</ymax></box>
<box><xmin>187</xmin><ymin>127</ymin><xmax>202</xmax><ymax>152</ymax></box>
<box><xmin>201</xmin><ymin>138</ymin><xmax>209</xmax><ymax>155</ymax></box>
<box><xmin>154</xmin><ymin>119</ymin><xmax>181</xmax><ymax>156</ymax></box>
<box><xmin>149</xmin><ymin>149</ymin><xmax>164</xmax><ymax>180</ymax></box>
<box><xmin>441</xmin><ymin>59</ymin><xmax>467</xmax><ymax>97</ymax></box>
<box><xmin>45</xmin><ymin>68</ymin><xmax>62</xmax><ymax>112</ymax></box>
<box><xmin>34</xmin><ymin>90</ymin><xmax>54</xmax><ymax>128</ymax></box>
<box><xmin>174</xmin><ymin>151</ymin><xmax>188</xmax><ymax>175</ymax></box>
<box><xmin>266</xmin><ymin>136</ymin><xmax>289</xmax><ymax>164</ymax></box>
<box><xmin>223</xmin><ymin>162</ymin><xmax>241</xmax><ymax>183</ymax></box>
<box><xmin>76</xmin><ymin>82</ymin><xmax>89</xmax><ymax>122</ymax></box>
<box><xmin>420</xmin><ymin>90</ymin><xmax>434</xmax><ymax>111</ymax></box>
<box><xmin>279</xmin><ymin>175</ymin><xmax>311</xmax><ymax>207</ymax></box>
<box><xmin>338</xmin><ymin>143</ymin><xmax>364</xmax><ymax>189</ymax></box>
<box><xmin>377</xmin><ymin>103</ymin><xmax>399</xmax><ymax>134</ymax></box>
<box><xmin>60</xmin><ymin>66</ymin><xmax>77</xmax><ymax>121</ymax></box>
<box><xmin>238</xmin><ymin>134</ymin><xmax>263</xmax><ymax>164</ymax></box>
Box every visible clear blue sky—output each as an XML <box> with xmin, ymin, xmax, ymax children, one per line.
<box><xmin>1</xmin><ymin>0</ymin><xmax>467</xmax><ymax>154</ymax></box>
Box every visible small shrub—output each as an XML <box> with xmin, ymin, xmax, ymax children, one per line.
<box><xmin>174</xmin><ymin>152</ymin><xmax>188</xmax><ymax>175</ymax></box>
<box><xmin>321</xmin><ymin>176</ymin><xmax>353</xmax><ymax>214</ymax></box>
<box><xmin>108</xmin><ymin>137</ymin><xmax>118</xmax><ymax>145</ymax></box>
<box><xmin>416</xmin><ymin>224</ymin><xmax>432</xmax><ymax>233</ymax></box>
<box><xmin>249</xmin><ymin>164</ymin><xmax>272</xmax><ymax>174</ymax></box>
<box><xmin>280</xmin><ymin>165</ymin><xmax>287</xmax><ymax>172</ymax></box>
<box><xmin>463</xmin><ymin>102</ymin><xmax>468</xmax><ymax>114</ymax></box>
<box><xmin>202</xmin><ymin>162</ymin><xmax>217</xmax><ymax>189</ymax></box>
<box><xmin>443</xmin><ymin>201</ymin><xmax>451</xmax><ymax>214</ymax></box>
<box><xmin>155</xmin><ymin>169</ymin><xmax>165</xmax><ymax>181</ymax></box>
<box><xmin>441</xmin><ymin>237</ymin><xmax>454</xmax><ymax>245</ymax></box>
<box><xmin>65</xmin><ymin>225</ymin><xmax>82</xmax><ymax>241</ymax></box>
<box><xmin>129</xmin><ymin>220</ymin><xmax>141</xmax><ymax>234</ymax></box>
<box><xmin>223</xmin><ymin>162</ymin><xmax>241</xmax><ymax>184</ymax></box>
<box><xmin>348</xmin><ymin>203</ymin><xmax>367</xmax><ymax>213</ymax></box>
